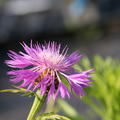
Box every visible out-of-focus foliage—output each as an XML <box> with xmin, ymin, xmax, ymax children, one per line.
<box><xmin>36</xmin><ymin>112</ymin><xmax>71</xmax><ymax>120</ymax></box>
<box><xmin>57</xmin><ymin>56</ymin><xmax>120</xmax><ymax>120</ymax></box>
<box><xmin>0</xmin><ymin>87</ymin><xmax>35</xmax><ymax>97</ymax></box>
<box><xmin>74</xmin><ymin>55</ymin><xmax>120</xmax><ymax>120</ymax></box>
<box><xmin>57</xmin><ymin>99</ymin><xmax>84</xmax><ymax>120</ymax></box>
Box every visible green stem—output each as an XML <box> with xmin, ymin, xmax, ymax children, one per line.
<box><xmin>27</xmin><ymin>91</ymin><xmax>47</xmax><ymax>120</ymax></box>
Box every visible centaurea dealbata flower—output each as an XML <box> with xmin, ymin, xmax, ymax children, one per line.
<box><xmin>6</xmin><ymin>41</ymin><xmax>94</xmax><ymax>101</ymax></box>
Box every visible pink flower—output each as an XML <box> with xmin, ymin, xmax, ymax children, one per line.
<box><xmin>6</xmin><ymin>41</ymin><xmax>94</xmax><ymax>101</ymax></box>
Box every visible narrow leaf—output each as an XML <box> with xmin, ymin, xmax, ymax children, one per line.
<box><xmin>58</xmin><ymin>73</ymin><xmax>71</xmax><ymax>91</ymax></box>
<box><xmin>0</xmin><ymin>88</ymin><xmax>25</xmax><ymax>93</ymax></box>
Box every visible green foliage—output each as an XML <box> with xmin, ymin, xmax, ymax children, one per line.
<box><xmin>36</xmin><ymin>112</ymin><xmax>71</xmax><ymax>120</ymax></box>
<box><xmin>0</xmin><ymin>86</ymin><xmax>35</xmax><ymax>97</ymax></box>
<box><xmin>0</xmin><ymin>88</ymin><xmax>26</xmax><ymax>93</ymax></box>
<box><xmin>57</xmin><ymin>99</ymin><xmax>84</xmax><ymax>120</ymax></box>
<box><xmin>58</xmin><ymin>73</ymin><xmax>71</xmax><ymax>91</ymax></box>
<box><xmin>75</xmin><ymin>55</ymin><xmax>120</xmax><ymax>120</ymax></box>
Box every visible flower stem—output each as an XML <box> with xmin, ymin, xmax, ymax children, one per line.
<box><xmin>27</xmin><ymin>91</ymin><xmax>47</xmax><ymax>120</ymax></box>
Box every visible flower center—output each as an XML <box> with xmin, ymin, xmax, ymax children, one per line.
<box><xmin>34</xmin><ymin>68</ymin><xmax>50</xmax><ymax>85</ymax></box>
<box><xmin>34</xmin><ymin>68</ymin><xmax>59</xmax><ymax>92</ymax></box>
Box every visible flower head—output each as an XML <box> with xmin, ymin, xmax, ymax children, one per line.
<box><xmin>6</xmin><ymin>41</ymin><xmax>94</xmax><ymax>101</ymax></box>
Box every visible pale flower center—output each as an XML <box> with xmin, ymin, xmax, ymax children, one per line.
<box><xmin>39</xmin><ymin>51</ymin><xmax>65</xmax><ymax>70</ymax></box>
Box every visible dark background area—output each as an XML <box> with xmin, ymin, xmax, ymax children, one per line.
<box><xmin>0</xmin><ymin>0</ymin><xmax>120</xmax><ymax>120</ymax></box>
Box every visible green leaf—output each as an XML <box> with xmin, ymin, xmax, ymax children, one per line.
<box><xmin>58</xmin><ymin>73</ymin><xmax>71</xmax><ymax>91</ymax></box>
<box><xmin>0</xmin><ymin>88</ymin><xmax>26</xmax><ymax>93</ymax></box>
<box><xmin>36</xmin><ymin>112</ymin><xmax>71</xmax><ymax>120</ymax></box>
<box><xmin>21</xmin><ymin>91</ymin><xmax>34</xmax><ymax>97</ymax></box>
<box><xmin>0</xmin><ymin>87</ymin><xmax>35</xmax><ymax>97</ymax></box>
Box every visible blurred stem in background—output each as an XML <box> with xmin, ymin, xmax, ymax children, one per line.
<box><xmin>57</xmin><ymin>56</ymin><xmax>120</xmax><ymax>120</ymax></box>
<box><xmin>57</xmin><ymin>99</ymin><xmax>84</xmax><ymax>120</ymax></box>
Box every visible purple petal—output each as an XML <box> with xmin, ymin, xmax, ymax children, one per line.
<box><xmin>64</xmin><ymin>51</ymin><xmax>82</xmax><ymax>67</ymax></box>
<box><xmin>8</xmin><ymin>69</ymin><xmax>39</xmax><ymax>88</ymax></box>
<box><xmin>5</xmin><ymin>50</ymin><xmax>31</xmax><ymax>68</ymax></box>
<box><xmin>70</xmin><ymin>81</ymin><xmax>85</xmax><ymax>96</ymax></box>
<box><xmin>59</xmin><ymin>82</ymin><xmax>70</xmax><ymax>99</ymax></box>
